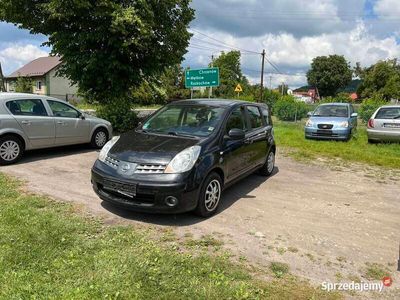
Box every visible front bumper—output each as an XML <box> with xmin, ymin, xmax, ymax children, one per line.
<box><xmin>367</xmin><ymin>129</ymin><xmax>400</xmax><ymax>142</ymax></box>
<box><xmin>91</xmin><ymin>160</ymin><xmax>200</xmax><ymax>214</ymax></box>
<box><xmin>305</xmin><ymin>127</ymin><xmax>351</xmax><ymax>140</ymax></box>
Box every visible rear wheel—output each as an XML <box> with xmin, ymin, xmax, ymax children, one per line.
<box><xmin>194</xmin><ymin>172</ymin><xmax>222</xmax><ymax>218</ymax></box>
<box><xmin>91</xmin><ymin>128</ymin><xmax>109</xmax><ymax>149</ymax></box>
<box><xmin>259</xmin><ymin>150</ymin><xmax>275</xmax><ymax>176</ymax></box>
<box><xmin>0</xmin><ymin>135</ymin><xmax>24</xmax><ymax>165</ymax></box>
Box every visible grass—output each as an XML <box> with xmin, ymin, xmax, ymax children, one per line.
<box><xmin>269</xmin><ymin>262</ymin><xmax>290</xmax><ymax>278</ymax></box>
<box><xmin>0</xmin><ymin>173</ymin><xmax>342</xmax><ymax>299</ymax></box>
<box><xmin>364</xmin><ymin>263</ymin><xmax>392</xmax><ymax>281</ymax></box>
<box><xmin>274</xmin><ymin>119</ymin><xmax>400</xmax><ymax>169</ymax></box>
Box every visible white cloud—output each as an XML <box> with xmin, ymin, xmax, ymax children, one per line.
<box><xmin>0</xmin><ymin>44</ymin><xmax>48</xmax><ymax>75</ymax></box>
<box><xmin>374</xmin><ymin>0</ymin><xmax>400</xmax><ymax>17</ymax></box>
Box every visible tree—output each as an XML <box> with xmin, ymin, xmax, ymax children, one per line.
<box><xmin>356</xmin><ymin>59</ymin><xmax>400</xmax><ymax>100</ymax></box>
<box><xmin>0</xmin><ymin>0</ymin><xmax>194</xmax><ymax>103</ymax></box>
<box><xmin>15</xmin><ymin>76</ymin><xmax>33</xmax><ymax>93</ymax></box>
<box><xmin>307</xmin><ymin>55</ymin><xmax>352</xmax><ymax>97</ymax></box>
<box><xmin>211</xmin><ymin>51</ymin><xmax>250</xmax><ymax>98</ymax></box>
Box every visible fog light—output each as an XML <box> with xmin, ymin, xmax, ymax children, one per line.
<box><xmin>165</xmin><ymin>196</ymin><xmax>179</xmax><ymax>207</ymax></box>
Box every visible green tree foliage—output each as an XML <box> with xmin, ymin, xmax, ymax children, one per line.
<box><xmin>356</xmin><ymin>59</ymin><xmax>400</xmax><ymax>100</ymax></box>
<box><xmin>0</xmin><ymin>0</ymin><xmax>194</xmax><ymax>103</ymax></box>
<box><xmin>211</xmin><ymin>51</ymin><xmax>250</xmax><ymax>98</ymax></box>
<box><xmin>307</xmin><ymin>55</ymin><xmax>352</xmax><ymax>97</ymax></box>
<box><xmin>321</xmin><ymin>92</ymin><xmax>351</xmax><ymax>103</ymax></box>
<box><xmin>273</xmin><ymin>96</ymin><xmax>308</xmax><ymax>121</ymax></box>
<box><xmin>96</xmin><ymin>98</ymin><xmax>138</xmax><ymax>133</ymax></box>
<box><xmin>15</xmin><ymin>76</ymin><xmax>33</xmax><ymax>93</ymax></box>
<box><xmin>358</xmin><ymin>95</ymin><xmax>387</xmax><ymax>123</ymax></box>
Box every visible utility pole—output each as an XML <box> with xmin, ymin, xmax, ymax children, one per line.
<box><xmin>209</xmin><ymin>55</ymin><xmax>214</xmax><ymax>99</ymax></box>
<box><xmin>281</xmin><ymin>82</ymin><xmax>285</xmax><ymax>95</ymax></box>
<box><xmin>0</xmin><ymin>62</ymin><xmax>6</xmax><ymax>92</ymax></box>
<box><xmin>269</xmin><ymin>75</ymin><xmax>272</xmax><ymax>90</ymax></box>
<box><xmin>259</xmin><ymin>49</ymin><xmax>266</xmax><ymax>103</ymax></box>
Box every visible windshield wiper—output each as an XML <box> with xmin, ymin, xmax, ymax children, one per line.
<box><xmin>167</xmin><ymin>131</ymin><xmax>197</xmax><ymax>139</ymax></box>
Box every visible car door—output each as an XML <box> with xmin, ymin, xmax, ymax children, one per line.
<box><xmin>244</xmin><ymin>105</ymin><xmax>269</xmax><ymax>167</ymax></box>
<box><xmin>6</xmin><ymin>99</ymin><xmax>55</xmax><ymax>148</ymax></box>
<box><xmin>46</xmin><ymin>100</ymin><xmax>90</xmax><ymax>145</ymax></box>
<box><xmin>222</xmin><ymin>106</ymin><xmax>253</xmax><ymax>181</ymax></box>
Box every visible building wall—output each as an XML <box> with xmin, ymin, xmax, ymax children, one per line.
<box><xmin>5</xmin><ymin>77</ymin><xmax>47</xmax><ymax>95</ymax></box>
<box><xmin>47</xmin><ymin>67</ymin><xmax>78</xmax><ymax>100</ymax></box>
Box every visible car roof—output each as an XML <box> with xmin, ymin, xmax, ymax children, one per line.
<box><xmin>318</xmin><ymin>102</ymin><xmax>350</xmax><ymax>106</ymax></box>
<box><xmin>170</xmin><ymin>98</ymin><xmax>259</xmax><ymax>107</ymax></box>
<box><xmin>379</xmin><ymin>105</ymin><xmax>400</xmax><ymax>109</ymax></box>
<box><xmin>0</xmin><ymin>92</ymin><xmax>63</xmax><ymax>102</ymax></box>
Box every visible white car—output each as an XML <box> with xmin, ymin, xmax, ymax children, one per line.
<box><xmin>0</xmin><ymin>93</ymin><xmax>112</xmax><ymax>165</ymax></box>
<box><xmin>367</xmin><ymin>105</ymin><xmax>400</xmax><ymax>143</ymax></box>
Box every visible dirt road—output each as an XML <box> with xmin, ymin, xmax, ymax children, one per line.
<box><xmin>2</xmin><ymin>146</ymin><xmax>399</xmax><ymax>296</ymax></box>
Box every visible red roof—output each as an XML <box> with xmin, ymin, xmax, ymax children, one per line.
<box><xmin>7</xmin><ymin>56</ymin><xmax>62</xmax><ymax>78</ymax></box>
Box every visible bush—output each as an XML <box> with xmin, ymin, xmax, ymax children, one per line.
<box><xmin>96</xmin><ymin>98</ymin><xmax>139</xmax><ymax>133</ymax></box>
<box><xmin>358</xmin><ymin>95</ymin><xmax>387</xmax><ymax>123</ymax></box>
<box><xmin>273</xmin><ymin>96</ymin><xmax>308</xmax><ymax>121</ymax></box>
<box><xmin>320</xmin><ymin>92</ymin><xmax>351</xmax><ymax>103</ymax></box>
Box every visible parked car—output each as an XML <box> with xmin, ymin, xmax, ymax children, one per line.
<box><xmin>367</xmin><ymin>105</ymin><xmax>400</xmax><ymax>143</ymax></box>
<box><xmin>91</xmin><ymin>99</ymin><xmax>276</xmax><ymax>217</ymax></box>
<box><xmin>305</xmin><ymin>103</ymin><xmax>358</xmax><ymax>141</ymax></box>
<box><xmin>0</xmin><ymin>93</ymin><xmax>112</xmax><ymax>165</ymax></box>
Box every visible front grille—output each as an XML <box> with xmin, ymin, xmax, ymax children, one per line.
<box><xmin>135</xmin><ymin>164</ymin><xmax>166</xmax><ymax>174</ymax></box>
<box><xmin>104</xmin><ymin>156</ymin><xmax>166</xmax><ymax>174</ymax></box>
<box><xmin>318</xmin><ymin>124</ymin><xmax>334</xmax><ymax>130</ymax></box>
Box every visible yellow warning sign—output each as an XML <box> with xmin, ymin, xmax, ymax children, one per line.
<box><xmin>235</xmin><ymin>84</ymin><xmax>243</xmax><ymax>93</ymax></box>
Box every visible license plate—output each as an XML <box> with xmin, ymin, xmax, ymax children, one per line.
<box><xmin>103</xmin><ymin>180</ymin><xmax>137</xmax><ymax>197</ymax></box>
<box><xmin>384</xmin><ymin>123</ymin><xmax>400</xmax><ymax>128</ymax></box>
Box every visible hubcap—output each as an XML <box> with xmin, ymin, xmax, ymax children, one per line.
<box><xmin>205</xmin><ymin>179</ymin><xmax>221</xmax><ymax>212</ymax></box>
<box><xmin>0</xmin><ymin>140</ymin><xmax>20</xmax><ymax>161</ymax></box>
<box><xmin>95</xmin><ymin>131</ymin><xmax>107</xmax><ymax>147</ymax></box>
<box><xmin>267</xmin><ymin>152</ymin><xmax>275</xmax><ymax>173</ymax></box>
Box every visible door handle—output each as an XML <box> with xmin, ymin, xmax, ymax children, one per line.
<box><xmin>57</xmin><ymin>121</ymin><xmax>65</xmax><ymax>125</ymax></box>
<box><xmin>21</xmin><ymin>121</ymin><xmax>31</xmax><ymax>125</ymax></box>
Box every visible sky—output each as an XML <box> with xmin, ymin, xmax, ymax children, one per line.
<box><xmin>1</xmin><ymin>0</ymin><xmax>400</xmax><ymax>88</ymax></box>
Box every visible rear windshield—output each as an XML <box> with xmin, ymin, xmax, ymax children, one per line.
<box><xmin>142</xmin><ymin>105</ymin><xmax>226</xmax><ymax>137</ymax></box>
<box><xmin>375</xmin><ymin>107</ymin><xmax>400</xmax><ymax>119</ymax></box>
<box><xmin>313</xmin><ymin>105</ymin><xmax>349</xmax><ymax>118</ymax></box>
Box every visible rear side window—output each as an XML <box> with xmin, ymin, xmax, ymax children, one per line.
<box><xmin>246</xmin><ymin>106</ymin><xmax>263</xmax><ymax>129</ymax></box>
<box><xmin>375</xmin><ymin>108</ymin><xmax>400</xmax><ymax>119</ymax></box>
<box><xmin>6</xmin><ymin>99</ymin><xmax>47</xmax><ymax>116</ymax></box>
<box><xmin>226</xmin><ymin>107</ymin><xmax>246</xmax><ymax>133</ymax></box>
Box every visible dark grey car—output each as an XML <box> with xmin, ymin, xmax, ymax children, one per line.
<box><xmin>0</xmin><ymin>93</ymin><xmax>112</xmax><ymax>165</ymax></box>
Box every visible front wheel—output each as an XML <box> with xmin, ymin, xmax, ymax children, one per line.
<box><xmin>194</xmin><ymin>172</ymin><xmax>223</xmax><ymax>218</ymax></box>
<box><xmin>91</xmin><ymin>128</ymin><xmax>109</xmax><ymax>149</ymax></box>
<box><xmin>258</xmin><ymin>150</ymin><xmax>275</xmax><ymax>176</ymax></box>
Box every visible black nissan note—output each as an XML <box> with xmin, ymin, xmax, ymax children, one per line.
<box><xmin>91</xmin><ymin>99</ymin><xmax>276</xmax><ymax>217</ymax></box>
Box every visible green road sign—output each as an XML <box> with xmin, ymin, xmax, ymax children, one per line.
<box><xmin>185</xmin><ymin>68</ymin><xmax>220</xmax><ymax>88</ymax></box>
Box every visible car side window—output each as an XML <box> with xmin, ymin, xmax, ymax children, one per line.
<box><xmin>225</xmin><ymin>107</ymin><xmax>246</xmax><ymax>133</ymax></box>
<box><xmin>48</xmin><ymin>100</ymin><xmax>80</xmax><ymax>118</ymax></box>
<box><xmin>261</xmin><ymin>107</ymin><xmax>269</xmax><ymax>125</ymax></box>
<box><xmin>246</xmin><ymin>106</ymin><xmax>263</xmax><ymax>130</ymax></box>
<box><xmin>6</xmin><ymin>99</ymin><xmax>48</xmax><ymax>117</ymax></box>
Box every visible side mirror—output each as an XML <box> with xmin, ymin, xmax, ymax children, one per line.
<box><xmin>307</xmin><ymin>112</ymin><xmax>313</xmax><ymax>117</ymax></box>
<box><xmin>79</xmin><ymin>113</ymin><xmax>86</xmax><ymax>120</ymax></box>
<box><xmin>351</xmin><ymin>113</ymin><xmax>358</xmax><ymax>118</ymax></box>
<box><xmin>227</xmin><ymin>128</ymin><xmax>245</xmax><ymax>140</ymax></box>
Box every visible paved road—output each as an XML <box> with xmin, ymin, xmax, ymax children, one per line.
<box><xmin>2</xmin><ymin>146</ymin><xmax>399</xmax><ymax>292</ymax></box>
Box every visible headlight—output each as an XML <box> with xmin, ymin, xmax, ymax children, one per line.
<box><xmin>338</xmin><ymin>121</ymin><xmax>349</xmax><ymax>128</ymax></box>
<box><xmin>305</xmin><ymin>119</ymin><xmax>314</xmax><ymax>127</ymax></box>
<box><xmin>98</xmin><ymin>136</ymin><xmax>120</xmax><ymax>162</ymax></box>
<box><xmin>165</xmin><ymin>146</ymin><xmax>201</xmax><ymax>174</ymax></box>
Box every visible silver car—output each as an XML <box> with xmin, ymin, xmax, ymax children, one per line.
<box><xmin>367</xmin><ymin>105</ymin><xmax>400</xmax><ymax>143</ymax></box>
<box><xmin>0</xmin><ymin>93</ymin><xmax>112</xmax><ymax>165</ymax></box>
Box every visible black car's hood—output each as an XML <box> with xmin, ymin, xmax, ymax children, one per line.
<box><xmin>109</xmin><ymin>130</ymin><xmax>200</xmax><ymax>164</ymax></box>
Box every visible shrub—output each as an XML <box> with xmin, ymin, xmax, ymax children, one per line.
<box><xmin>320</xmin><ymin>92</ymin><xmax>351</xmax><ymax>103</ymax></box>
<box><xmin>273</xmin><ymin>96</ymin><xmax>308</xmax><ymax>121</ymax></box>
<box><xmin>96</xmin><ymin>98</ymin><xmax>139</xmax><ymax>133</ymax></box>
<box><xmin>358</xmin><ymin>95</ymin><xmax>387</xmax><ymax>123</ymax></box>
<box><xmin>269</xmin><ymin>262</ymin><xmax>290</xmax><ymax>278</ymax></box>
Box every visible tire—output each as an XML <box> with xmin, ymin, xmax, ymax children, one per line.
<box><xmin>258</xmin><ymin>149</ymin><xmax>275</xmax><ymax>177</ymax></box>
<box><xmin>194</xmin><ymin>172</ymin><xmax>223</xmax><ymax>218</ymax></box>
<box><xmin>368</xmin><ymin>139</ymin><xmax>378</xmax><ymax>144</ymax></box>
<box><xmin>91</xmin><ymin>128</ymin><xmax>109</xmax><ymax>149</ymax></box>
<box><xmin>0</xmin><ymin>135</ymin><xmax>24</xmax><ymax>166</ymax></box>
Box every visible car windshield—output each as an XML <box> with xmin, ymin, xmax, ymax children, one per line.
<box><xmin>375</xmin><ymin>107</ymin><xmax>400</xmax><ymax>119</ymax></box>
<box><xmin>313</xmin><ymin>105</ymin><xmax>349</xmax><ymax>117</ymax></box>
<box><xmin>142</xmin><ymin>105</ymin><xmax>226</xmax><ymax>137</ymax></box>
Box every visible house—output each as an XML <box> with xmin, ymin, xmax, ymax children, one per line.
<box><xmin>4</xmin><ymin>56</ymin><xmax>78</xmax><ymax>101</ymax></box>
